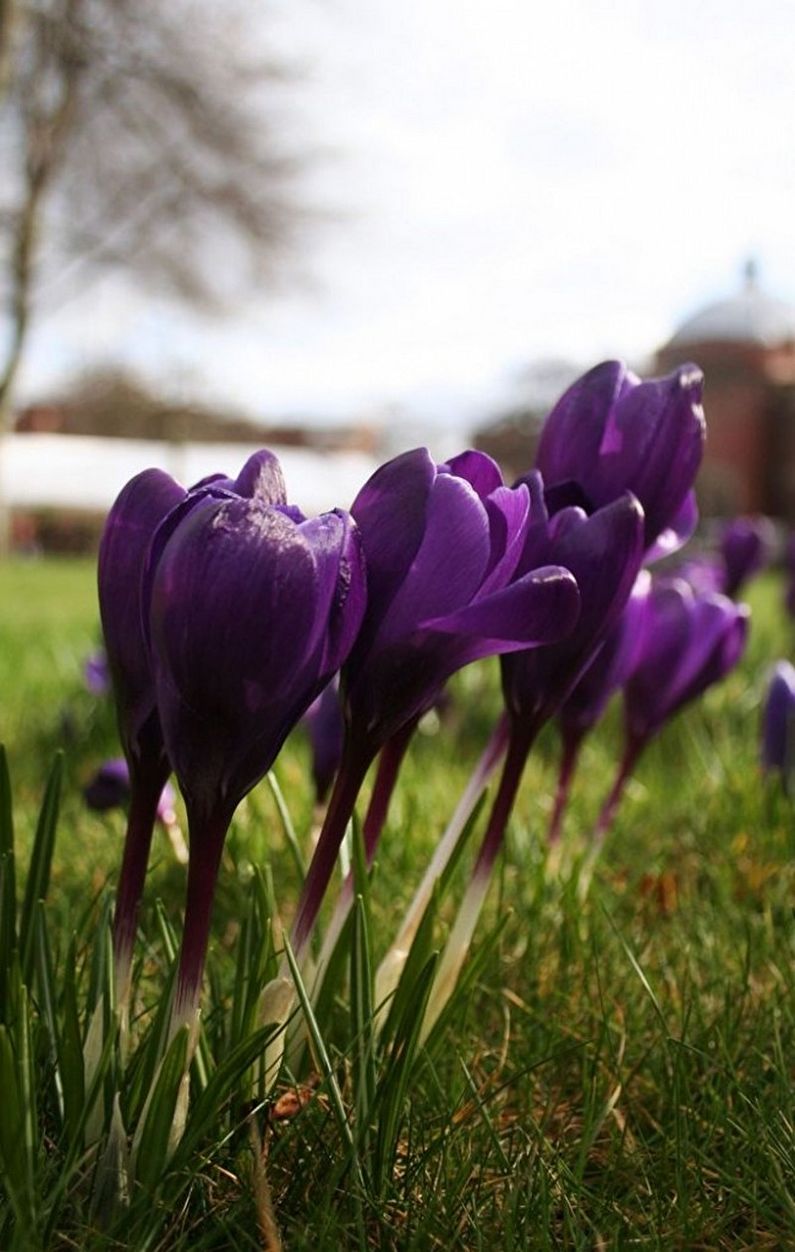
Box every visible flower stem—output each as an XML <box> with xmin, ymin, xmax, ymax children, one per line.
<box><xmin>113</xmin><ymin>768</ymin><xmax>169</xmax><ymax>1012</ymax></box>
<box><xmin>592</xmin><ymin>739</ymin><xmax>643</xmax><ymax>844</ymax></box>
<box><xmin>547</xmin><ymin>731</ymin><xmax>583</xmax><ymax>846</ymax></box>
<box><xmin>290</xmin><ymin>742</ymin><xmax>373</xmax><ymax>960</ymax></box>
<box><xmin>312</xmin><ymin>724</ymin><xmax>415</xmax><ymax>996</ymax></box>
<box><xmin>171</xmin><ymin>808</ymin><xmax>230</xmax><ymax>1034</ymax></box>
<box><xmin>362</xmin><ymin>721</ymin><xmax>415</xmax><ymax>860</ymax></box>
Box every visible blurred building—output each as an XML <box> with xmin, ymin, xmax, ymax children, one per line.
<box><xmin>656</xmin><ymin>261</ymin><xmax>795</xmax><ymax>520</ymax></box>
<box><xmin>476</xmin><ymin>264</ymin><xmax>795</xmax><ymax>522</ymax></box>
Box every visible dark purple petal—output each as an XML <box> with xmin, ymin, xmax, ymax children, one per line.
<box><xmin>720</xmin><ymin>516</ymin><xmax>774</xmax><ymax>597</ymax></box>
<box><xmin>372</xmin><ymin>472</ymin><xmax>491</xmax><ymax>648</ymax></box>
<box><xmin>350</xmin><ymin>447</ymin><xmax>436</xmax><ymax>614</ymax></box>
<box><xmin>479</xmin><ymin>484</ymin><xmax>531</xmax><ymax>594</ymax></box>
<box><xmin>624</xmin><ymin>581</ymin><xmax>749</xmax><ymax>743</ymax></box>
<box><xmin>84</xmin><ymin>758</ymin><xmax>131</xmax><ymax>811</ymax></box>
<box><xmin>761</xmin><ymin>660</ymin><xmax>795</xmax><ymax>775</ymax></box>
<box><xmin>233</xmin><ymin>449</ymin><xmax>288</xmax><ymax>503</ymax></box>
<box><xmin>306</xmin><ymin>510</ymin><xmax>367</xmax><ymax>676</ymax></box>
<box><xmin>84</xmin><ymin>649</ymin><xmax>110</xmax><ymax>697</ymax></box>
<box><xmin>674</xmin><ymin>555</ymin><xmax>726</xmax><ymax>596</ymax></box>
<box><xmin>560</xmin><ymin>569</ymin><xmax>652</xmax><ymax>735</ymax></box>
<box><xmin>536</xmin><ymin>361</ymin><xmax>632</xmax><ymax>488</ymax></box>
<box><xmin>191</xmin><ymin>449</ymin><xmax>287</xmax><ymax>504</ymax></box>
<box><xmin>303</xmin><ymin>679</ymin><xmax>345</xmax><ymax>804</ymax></box>
<box><xmin>501</xmin><ymin>495</ymin><xmax>645</xmax><ymax>730</ymax></box>
<box><xmin>423</xmin><ymin>564</ymin><xmax>579</xmax><ymax>658</ymax></box>
<box><xmin>98</xmin><ymin>469</ymin><xmax>187</xmax><ymax>768</ymax></box>
<box><xmin>444</xmin><ymin>449</ymin><xmax>504</xmax><ymax>500</ymax></box>
<box><xmin>646</xmin><ymin>489</ymin><xmax>699</xmax><ymax>562</ymax></box>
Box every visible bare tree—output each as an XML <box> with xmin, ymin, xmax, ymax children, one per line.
<box><xmin>0</xmin><ymin>0</ymin><xmax>311</xmax><ymax>419</ymax></box>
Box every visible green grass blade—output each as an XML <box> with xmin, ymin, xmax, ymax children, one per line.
<box><xmin>373</xmin><ymin>950</ymin><xmax>438</xmax><ymax>1192</ymax></box>
<box><xmin>0</xmin><ymin>745</ymin><xmax>14</xmax><ymax>858</ymax></box>
<box><xmin>19</xmin><ymin>752</ymin><xmax>63</xmax><ymax>986</ymax></box>
<box><xmin>282</xmin><ymin>934</ymin><xmax>355</xmax><ymax>1156</ymax></box>
<box><xmin>266</xmin><ymin>769</ymin><xmax>306</xmax><ymax>880</ymax></box>
<box><xmin>133</xmin><ymin>1025</ymin><xmax>190</xmax><ymax>1193</ymax></box>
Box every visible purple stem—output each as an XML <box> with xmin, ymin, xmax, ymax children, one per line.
<box><xmin>362</xmin><ymin>721</ymin><xmax>415</xmax><ymax>862</ymax></box>
<box><xmin>290</xmin><ymin>741</ymin><xmax>374</xmax><ymax>958</ymax></box>
<box><xmin>113</xmin><ymin>767</ymin><xmax>170</xmax><ymax>985</ymax></box>
<box><xmin>592</xmin><ymin>739</ymin><xmax>643</xmax><ymax>844</ymax></box>
<box><xmin>547</xmin><ymin>731</ymin><xmax>583</xmax><ymax>846</ymax></box>
<box><xmin>172</xmin><ymin>807</ymin><xmax>230</xmax><ymax>1024</ymax></box>
<box><xmin>470</xmin><ymin>720</ymin><xmax>536</xmax><ymax>885</ymax></box>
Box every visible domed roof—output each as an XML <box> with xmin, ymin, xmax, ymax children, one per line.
<box><xmin>668</xmin><ymin>262</ymin><xmax>795</xmax><ymax>350</ymax></box>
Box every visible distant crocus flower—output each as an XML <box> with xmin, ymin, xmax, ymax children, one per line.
<box><xmin>289</xmin><ymin>448</ymin><xmax>580</xmax><ymax>969</ymax></box>
<box><xmin>673</xmin><ymin>556</ymin><xmax>725</xmax><ymax>597</ymax></box>
<box><xmin>547</xmin><ymin>570</ymin><xmax>652</xmax><ymax>843</ymax></box>
<box><xmin>719</xmin><ymin>516</ymin><xmax>775</xmax><ymax>597</ymax></box>
<box><xmin>594</xmin><ymin>578</ymin><xmax>749</xmax><ymax>839</ymax></box>
<box><xmin>536</xmin><ymin>360</ymin><xmax>705</xmax><ymax>559</ymax></box>
<box><xmin>148</xmin><ymin>492</ymin><xmax>366</xmax><ymax>1030</ymax></box>
<box><xmin>761</xmin><ymin>660</ymin><xmax>795</xmax><ymax>793</ymax></box>
<box><xmin>98</xmin><ymin>449</ymin><xmax>286</xmax><ymax>1009</ymax></box>
<box><xmin>303</xmin><ymin>678</ymin><xmax>345</xmax><ymax>806</ymax></box>
<box><xmin>84</xmin><ymin>758</ymin><xmax>187</xmax><ymax>862</ymax></box>
<box><xmin>84</xmin><ymin>649</ymin><xmax>110</xmax><ymax>697</ymax></box>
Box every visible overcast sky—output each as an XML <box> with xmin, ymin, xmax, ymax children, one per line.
<box><xmin>19</xmin><ymin>0</ymin><xmax>795</xmax><ymax>434</ymax></box>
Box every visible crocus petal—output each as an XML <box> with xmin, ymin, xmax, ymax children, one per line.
<box><xmin>561</xmin><ymin>569</ymin><xmax>652</xmax><ymax>734</ymax></box>
<box><xmin>536</xmin><ymin>361</ymin><xmax>632</xmax><ymax>489</ymax></box>
<box><xmin>373</xmin><ymin>472</ymin><xmax>491</xmax><ymax>648</ymax></box>
<box><xmin>233</xmin><ymin>449</ymin><xmax>288</xmax><ymax>502</ymax></box>
<box><xmin>761</xmin><ymin>660</ymin><xmax>795</xmax><ymax>774</ymax></box>
<box><xmin>624</xmin><ymin>581</ymin><xmax>749</xmax><ymax>742</ymax></box>
<box><xmin>502</xmin><ymin>495</ymin><xmax>645</xmax><ymax>728</ymax></box>
<box><xmin>444</xmin><ymin>449</ymin><xmax>504</xmax><ymax>500</ymax></box>
<box><xmin>351</xmin><ymin>446</ymin><xmax>436</xmax><ymax>614</ymax></box>
<box><xmin>98</xmin><ymin>469</ymin><xmax>186</xmax><ymax>763</ymax></box>
<box><xmin>595</xmin><ymin>366</ymin><xmax>705</xmax><ymax>553</ymax></box>
<box><xmin>298</xmin><ymin>510</ymin><xmax>367</xmax><ymax>676</ymax></box>
<box><xmin>479</xmin><ymin>484</ymin><xmax>531</xmax><ymax>594</ymax></box>
<box><xmin>720</xmin><ymin>516</ymin><xmax>774</xmax><ymax>596</ymax></box>
<box><xmin>646</xmin><ymin>489</ymin><xmax>699</xmax><ymax>562</ymax></box>
<box><xmin>423</xmin><ymin>564</ymin><xmax>579</xmax><ymax>660</ymax></box>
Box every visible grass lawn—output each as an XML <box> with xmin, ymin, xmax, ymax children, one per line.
<box><xmin>1</xmin><ymin>555</ymin><xmax>795</xmax><ymax>1249</ymax></box>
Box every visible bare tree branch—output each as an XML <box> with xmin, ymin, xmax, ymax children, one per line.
<box><xmin>0</xmin><ymin>0</ymin><xmax>315</xmax><ymax>416</ymax></box>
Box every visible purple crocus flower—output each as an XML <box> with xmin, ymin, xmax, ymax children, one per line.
<box><xmin>290</xmin><ymin>447</ymin><xmax>580</xmax><ymax>962</ymax></box>
<box><xmin>719</xmin><ymin>516</ymin><xmax>774</xmax><ymax>597</ymax></box>
<box><xmin>83</xmin><ymin>757</ymin><xmax>174</xmax><ymax>819</ymax></box>
<box><xmin>302</xmin><ymin>678</ymin><xmax>345</xmax><ymax>806</ymax></box>
<box><xmin>761</xmin><ymin>660</ymin><xmax>795</xmax><ymax>793</ymax></box>
<box><xmin>536</xmin><ymin>360</ymin><xmax>705</xmax><ymax>559</ymax></box>
<box><xmin>84</xmin><ymin>649</ymin><xmax>110</xmax><ymax>697</ymax></box>
<box><xmin>594</xmin><ymin>578</ymin><xmax>749</xmax><ymax>839</ymax></box>
<box><xmin>98</xmin><ymin>449</ymin><xmax>286</xmax><ymax>1006</ymax></box>
<box><xmin>673</xmin><ymin>556</ymin><xmax>726</xmax><ymax>597</ymax></box>
<box><xmin>147</xmin><ymin>491</ymin><xmax>366</xmax><ymax>1028</ymax></box>
<box><xmin>546</xmin><ymin>570</ymin><xmax>652</xmax><ymax>843</ymax></box>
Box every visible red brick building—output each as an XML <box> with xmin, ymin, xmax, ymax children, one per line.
<box><xmin>655</xmin><ymin>263</ymin><xmax>795</xmax><ymax>521</ymax></box>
